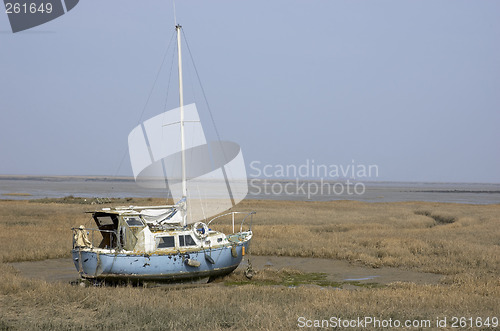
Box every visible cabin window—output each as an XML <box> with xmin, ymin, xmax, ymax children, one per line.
<box><xmin>124</xmin><ymin>217</ymin><xmax>143</xmax><ymax>227</ymax></box>
<box><xmin>157</xmin><ymin>236</ymin><xmax>175</xmax><ymax>248</ymax></box>
<box><xmin>179</xmin><ymin>234</ymin><xmax>197</xmax><ymax>247</ymax></box>
<box><xmin>95</xmin><ymin>215</ymin><xmax>114</xmax><ymax>227</ymax></box>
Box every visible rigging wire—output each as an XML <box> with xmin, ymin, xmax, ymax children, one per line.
<box><xmin>180</xmin><ymin>31</ymin><xmax>202</xmax><ymax>207</ymax></box>
<box><xmin>113</xmin><ymin>30</ymin><xmax>177</xmax><ymax>181</ymax></box>
<box><xmin>135</xmin><ymin>30</ymin><xmax>177</xmax><ymax>132</ymax></box>
<box><xmin>182</xmin><ymin>29</ymin><xmax>237</xmax><ymax>206</ymax></box>
<box><xmin>110</xmin><ymin>25</ymin><xmax>239</xmax><ymax>209</ymax></box>
<box><xmin>159</xmin><ymin>39</ymin><xmax>178</xmax><ymax>200</ymax></box>
<box><xmin>181</xmin><ymin>30</ymin><xmax>224</xmax><ymax>145</ymax></box>
<box><xmin>162</xmin><ymin>42</ymin><xmax>177</xmax><ymax>114</ymax></box>
<box><xmin>159</xmin><ymin>47</ymin><xmax>177</xmax><ymax>199</ymax></box>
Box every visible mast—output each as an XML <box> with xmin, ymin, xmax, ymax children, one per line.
<box><xmin>176</xmin><ymin>24</ymin><xmax>188</xmax><ymax>225</ymax></box>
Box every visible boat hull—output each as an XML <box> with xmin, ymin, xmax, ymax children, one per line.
<box><xmin>72</xmin><ymin>241</ymin><xmax>250</xmax><ymax>282</ymax></box>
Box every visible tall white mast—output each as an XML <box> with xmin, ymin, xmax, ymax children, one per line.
<box><xmin>176</xmin><ymin>24</ymin><xmax>188</xmax><ymax>225</ymax></box>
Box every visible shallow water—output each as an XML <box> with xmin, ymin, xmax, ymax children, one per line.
<box><xmin>1</xmin><ymin>176</ymin><xmax>499</xmax><ymax>204</ymax></box>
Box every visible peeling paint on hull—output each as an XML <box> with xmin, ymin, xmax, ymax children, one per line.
<box><xmin>72</xmin><ymin>241</ymin><xmax>249</xmax><ymax>282</ymax></box>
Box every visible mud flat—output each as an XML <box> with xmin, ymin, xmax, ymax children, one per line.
<box><xmin>9</xmin><ymin>255</ymin><xmax>442</xmax><ymax>287</ymax></box>
<box><xmin>245</xmin><ymin>255</ymin><xmax>442</xmax><ymax>285</ymax></box>
<box><xmin>9</xmin><ymin>258</ymin><xmax>79</xmax><ymax>283</ymax></box>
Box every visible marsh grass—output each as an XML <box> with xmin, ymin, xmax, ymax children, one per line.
<box><xmin>220</xmin><ymin>268</ymin><xmax>343</xmax><ymax>288</ymax></box>
<box><xmin>239</xmin><ymin>200</ymin><xmax>500</xmax><ymax>276</ymax></box>
<box><xmin>221</xmin><ymin>268</ymin><xmax>384</xmax><ymax>289</ymax></box>
<box><xmin>0</xmin><ymin>198</ymin><xmax>499</xmax><ymax>330</ymax></box>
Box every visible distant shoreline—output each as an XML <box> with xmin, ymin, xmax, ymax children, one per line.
<box><xmin>1</xmin><ymin>176</ymin><xmax>499</xmax><ymax>204</ymax></box>
<box><xmin>0</xmin><ymin>175</ymin><xmax>499</xmax><ymax>186</ymax></box>
<box><xmin>0</xmin><ymin>175</ymin><xmax>135</xmax><ymax>182</ymax></box>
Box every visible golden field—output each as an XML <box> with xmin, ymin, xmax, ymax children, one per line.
<box><xmin>0</xmin><ymin>198</ymin><xmax>499</xmax><ymax>330</ymax></box>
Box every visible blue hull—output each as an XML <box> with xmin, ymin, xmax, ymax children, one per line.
<box><xmin>72</xmin><ymin>242</ymin><xmax>249</xmax><ymax>282</ymax></box>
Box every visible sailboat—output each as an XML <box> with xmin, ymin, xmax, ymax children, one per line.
<box><xmin>71</xmin><ymin>24</ymin><xmax>254</xmax><ymax>283</ymax></box>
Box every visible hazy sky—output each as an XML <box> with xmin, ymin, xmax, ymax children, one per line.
<box><xmin>1</xmin><ymin>0</ymin><xmax>499</xmax><ymax>183</ymax></box>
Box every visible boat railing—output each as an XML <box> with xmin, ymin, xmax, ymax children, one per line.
<box><xmin>72</xmin><ymin>227</ymin><xmax>117</xmax><ymax>250</ymax></box>
<box><xmin>207</xmin><ymin>211</ymin><xmax>255</xmax><ymax>234</ymax></box>
<box><xmin>111</xmin><ymin>204</ymin><xmax>175</xmax><ymax>211</ymax></box>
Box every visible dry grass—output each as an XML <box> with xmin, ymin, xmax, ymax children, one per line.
<box><xmin>0</xmin><ymin>198</ymin><xmax>165</xmax><ymax>263</ymax></box>
<box><xmin>236</xmin><ymin>200</ymin><xmax>500</xmax><ymax>277</ymax></box>
<box><xmin>1</xmin><ymin>198</ymin><xmax>499</xmax><ymax>330</ymax></box>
